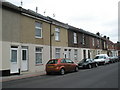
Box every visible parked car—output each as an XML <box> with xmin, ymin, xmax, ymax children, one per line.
<box><xmin>118</xmin><ymin>56</ymin><xmax>120</xmax><ymax>62</ymax></box>
<box><xmin>93</xmin><ymin>54</ymin><xmax>110</xmax><ymax>65</ymax></box>
<box><xmin>78</xmin><ymin>58</ymin><xmax>98</xmax><ymax>69</ymax></box>
<box><xmin>46</xmin><ymin>58</ymin><xmax>79</xmax><ymax>75</ymax></box>
<box><xmin>109</xmin><ymin>56</ymin><xmax>118</xmax><ymax>63</ymax></box>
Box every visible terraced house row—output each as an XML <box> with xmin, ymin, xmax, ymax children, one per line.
<box><xmin>0</xmin><ymin>1</ymin><xmax>119</xmax><ymax>76</ymax></box>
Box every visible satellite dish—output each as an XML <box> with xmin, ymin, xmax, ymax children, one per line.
<box><xmin>53</xmin><ymin>13</ymin><xmax>55</xmax><ymax>18</ymax></box>
<box><xmin>36</xmin><ymin>7</ymin><xmax>38</xmax><ymax>13</ymax></box>
<box><xmin>21</xmin><ymin>0</ymin><xmax>23</xmax><ymax>6</ymax></box>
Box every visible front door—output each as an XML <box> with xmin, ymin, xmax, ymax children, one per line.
<box><xmin>21</xmin><ymin>48</ymin><xmax>28</xmax><ymax>71</ymax></box>
<box><xmin>10</xmin><ymin>47</ymin><xmax>19</xmax><ymax>74</ymax></box>
<box><xmin>83</xmin><ymin>50</ymin><xmax>86</xmax><ymax>59</ymax></box>
<box><xmin>64</xmin><ymin>49</ymin><xmax>68</xmax><ymax>58</ymax></box>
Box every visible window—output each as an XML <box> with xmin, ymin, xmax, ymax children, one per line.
<box><xmin>11</xmin><ymin>50</ymin><xmax>17</xmax><ymax>62</ymax></box>
<box><xmin>35</xmin><ymin>22</ymin><xmax>42</xmax><ymax>38</ymax></box>
<box><xmin>92</xmin><ymin>38</ymin><xmax>95</xmax><ymax>46</ymax></box>
<box><xmin>61</xmin><ymin>59</ymin><xmax>66</xmax><ymax>63</ymax></box>
<box><xmin>73</xmin><ymin>32</ymin><xmax>77</xmax><ymax>44</ymax></box>
<box><xmin>47</xmin><ymin>60</ymin><xmax>58</xmax><ymax>64</ymax></box>
<box><xmin>66</xmin><ymin>59</ymin><xmax>73</xmax><ymax>63</ymax></box>
<box><xmin>22</xmin><ymin>50</ymin><xmax>27</xmax><ymax>60</ymax></box>
<box><xmin>55</xmin><ymin>28</ymin><xmax>60</xmax><ymax>41</ymax></box>
<box><xmin>55</xmin><ymin>48</ymin><xmax>61</xmax><ymax>58</ymax></box>
<box><xmin>97</xmin><ymin>39</ymin><xmax>100</xmax><ymax>47</ymax></box>
<box><xmin>74</xmin><ymin>49</ymin><xmax>78</xmax><ymax>60</ymax></box>
<box><xmin>82</xmin><ymin>34</ymin><xmax>85</xmax><ymax>45</ymax></box>
<box><xmin>35</xmin><ymin>47</ymin><xmax>43</xmax><ymax>64</ymax></box>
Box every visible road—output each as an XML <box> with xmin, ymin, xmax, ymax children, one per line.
<box><xmin>2</xmin><ymin>62</ymin><xmax>119</xmax><ymax>88</ymax></box>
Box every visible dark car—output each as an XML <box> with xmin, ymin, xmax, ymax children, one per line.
<box><xmin>78</xmin><ymin>58</ymin><xmax>98</xmax><ymax>69</ymax></box>
<box><xmin>46</xmin><ymin>58</ymin><xmax>79</xmax><ymax>75</ymax></box>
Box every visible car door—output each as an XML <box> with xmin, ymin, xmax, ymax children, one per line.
<box><xmin>66</xmin><ymin>59</ymin><xmax>75</xmax><ymax>71</ymax></box>
<box><xmin>60</xmin><ymin>59</ymin><xmax>68</xmax><ymax>71</ymax></box>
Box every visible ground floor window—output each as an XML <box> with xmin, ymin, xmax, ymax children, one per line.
<box><xmin>35</xmin><ymin>47</ymin><xmax>43</xmax><ymax>65</ymax></box>
<box><xmin>55</xmin><ymin>48</ymin><xmax>61</xmax><ymax>59</ymax></box>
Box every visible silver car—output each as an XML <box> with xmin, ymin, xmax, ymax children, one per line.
<box><xmin>94</xmin><ymin>54</ymin><xmax>110</xmax><ymax>65</ymax></box>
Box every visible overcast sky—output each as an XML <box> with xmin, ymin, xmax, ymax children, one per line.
<box><xmin>6</xmin><ymin>0</ymin><xmax>119</xmax><ymax>43</ymax></box>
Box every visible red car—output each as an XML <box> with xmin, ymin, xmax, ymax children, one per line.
<box><xmin>46</xmin><ymin>58</ymin><xmax>78</xmax><ymax>75</ymax></box>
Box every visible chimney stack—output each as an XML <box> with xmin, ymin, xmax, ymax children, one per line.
<box><xmin>96</xmin><ymin>32</ymin><xmax>100</xmax><ymax>36</ymax></box>
<box><xmin>104</xmin><ymin>36</ymin><xmax>106</xmax><ymax>38</ymax></box>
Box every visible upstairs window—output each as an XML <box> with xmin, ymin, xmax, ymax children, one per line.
<box><xmin>73</xmin><ymin>32</ymin><xmax>77</xmax><ymax>44</ymax></box>
<box><xmin>35</xmin><ymin>22</ymin><xmax>42</xmax><ymax>38</ymax></box>
<box><xmin>55</xmin><ymin>28</ymin><xmax>60</xmax><ymax>41</ymax></box>
<box><xmin>97</xmin><ymin>39</ymin><xmax>100</xmax><ymax>47</ymax></box>
<box><xmin>92</xmin><ymin>38</ymin><xmax>95</xmax><ymax>46</ymax></box>
<box><xmin>82</xmin><ymin>34</ymin><xmax>85</xmax><ymax>45</ymax></box>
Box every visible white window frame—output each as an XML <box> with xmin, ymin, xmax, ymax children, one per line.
<box><xmin>97</xmin><ymin>39</ymin><xmax>100</xmax><ymax>47</ymax></box>
<box><xmin>35</xmin><ymin>47</ymin><xmax>43</xmax><ymax>65</ymax></box>
<box><xmin>73</xmin><ymin>32</ymin><xmax>77</xmax><ymax>44</ymax></box>
<box><xmin>35</xmin><ymin>22</ymin><xmax>42</xmax><ymax>38</ymax></box>
<box><xmin>82</xmin><ymin>34</ymin><xmax>85</xmax><ymax>45</ymax></box>
<box><xmin>55</xmin><ymin>28</ymin><xmax>60</xmax><ymax>41</ymax></box>
<box><xmin>55</xmin><ymin>48</ymin><xmax>61</xmax><ymax>59</ymax></box>
<box><xmin>92</xmin><ymin>38</ymin><xmax>95</xmax><ymax>46</ymax></box>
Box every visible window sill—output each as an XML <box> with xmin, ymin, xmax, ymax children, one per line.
<box><xmin>35</xmin><ymin>36</ymin><xmax>43</xmax><ymax>39</ymax></box>
<box><xmin>74</xmin><ymin>43</ymin><xmax>78</xmax><ymax>45</ymax></box>
<box><xmin>55</xmin><ymin>40</ymin><xmax>60</xmax><ymax>42</ymax></box>
<box><xmin>35</xmin><ymin>64</ymin><xmax>43</xmax><ymax>66</ymax></box>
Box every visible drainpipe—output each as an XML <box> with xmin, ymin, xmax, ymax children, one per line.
<box><xmin>50</xmin><ymin>22</ymin><xmax>52</xmax><ymax>59</ymax></box>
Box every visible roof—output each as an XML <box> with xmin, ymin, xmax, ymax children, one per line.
<box><xmin>68</xmin><ymin>25</ymin><xmax>100</xmax><ymax>38</ymax></box>
<box><xmin>1</xmin><ymin>1</ymin><xmax>50</xmax><ymax>22</ymax></box>
<box><xmin>47</xmin><ymin>17</ymin><xmax>69</xmax><ymax>29</ymax></box>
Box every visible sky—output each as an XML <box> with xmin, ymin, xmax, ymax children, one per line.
<box><xmin>4</xmin><ymin>0</ymin><xmax>120</xmax><ymax>43</ymax></box>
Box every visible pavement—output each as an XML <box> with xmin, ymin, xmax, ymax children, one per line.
<box><xmin>0</xmin><ymin>71</ymin><xmax>46</xmax><ymax>82</ymax></box>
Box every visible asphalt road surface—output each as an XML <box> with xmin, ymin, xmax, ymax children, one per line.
<box><xmin>2</xmin><ymin>62</ymin><xmax>119</xmax><ymax>88</ymax></box>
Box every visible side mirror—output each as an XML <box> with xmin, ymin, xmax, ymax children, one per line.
<box><xmin>71</xmin><ymin>62</ymin><xmax>74</xmax><ymax>63</ymax></box>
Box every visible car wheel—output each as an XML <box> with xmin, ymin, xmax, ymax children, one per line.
<box><xmin>74</xmin><ymin>67</ymin><xmax>79</xmax><ymax>72</ymax></box>
<box><xmin>103</xmin><ymin>62</ymin><xmax>106</xmax><ymax>65</ymax></box>
<box><xmin>88</xmin><ymin>64</ymin><xmax>92</xmax><ymax>69</ymax></box>
<box><xmin>60</xmin><ymin>68</ymin><xmax>65</xmax><ymax>75</ymax></box>
<box><xmin>95</xmin><ymin>63</ymin><xmax>98</xmax><ymax>67</ymax></box>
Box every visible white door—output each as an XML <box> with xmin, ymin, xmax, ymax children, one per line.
<box><xmin>64</xmin><ymin>49</ymin><xmax>68</xmax><ymax>58</ymax></box>
<box><xmin>21</xmin><ymin>48</ymin><xmax>28</xmax><ymax>71</ymax></box>
<box><xmin>10</xmin><ymin>48</ymin><xmax>19</xmax><ymax>74</ymax></box>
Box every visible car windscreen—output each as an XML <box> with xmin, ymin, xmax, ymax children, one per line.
<box><xmin>94</xmin><ymin>56</ymin><xmax>104</xmax><ymax>59</ymax></box>
<box><xmin>79</xmin><ymin>59</ymin><xmax>87</xmax><ymax>63</ymax></box>
<box><xmin>47</xmin><ymin>60</ymin><xmax>58</xmax><ymax>64</ymax></box>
